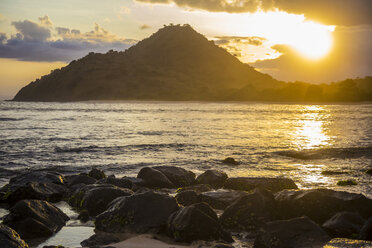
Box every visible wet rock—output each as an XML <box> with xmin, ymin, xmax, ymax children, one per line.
<box><xmin>3</xmin><ymin>200</ymin><xmax>69</xmax><ymax>240</ymax></box>
<box><xmin>222</xmin><ymin>157</ymin><xmax>239</xmax><ymax>165</ymax></box>
<box><xmin>200</xmin><ymin>189</ymin><xmax>248</xmax><ymax>210</ymax></box>
<box><xmin>98</xmin><ymin>176</ymin><xmax>132</xmax><ymax>189</ymax></box>
<box><xmin>66</xmin><ymin>174</ymin><xmax>96</xmax><ymax>187</ymax></box>
<box><xmin>9</xmin><ymin>171</ymin><xmax>65</xmax><ymax>185</ymax></box>
<box><xmin>88</xmin><ymin>168</ymin><xmax>106</xmax><ymax>180</ymax></box>
<box><xmin>366</xmin><ymin>169</ymin><xmax>372</xmax><ymax>175</ymax></box>
<box><xmin>211</xmin><ymin>244</ymin><xmax>235</xmax><ymax>248</ymax></box>
<box><xmin>95</xmin><ymin>191</ymin><xmax>179</xmax><ymax>233</ymax></box>
<box><xmin>0</xmin><ymin>223</ymin><xmax>29</xmax><ymax>248</ymax></box>
<box><xmin>168</xmin><ymin>202</ymin><xmax>233</xmax><ymax>243</ymax></box>
<box><xmin>196</xmin><ymin>170</ymin><xmax>228</xmax><ymax>189</ymax></box>
<box><xmin>220</xmin><ymin>188</ymin><xmax>277</xmax><ymax>232</ymax></box>
<box><xmin>69</xmin><ymin>184</ymin><xmax>133</xmax><ymax>216</ymax></box>
<box><xmin>78</xmin><ymin>209</ymin><xmax>90</xmax><ymax>222</ymax></box>
<box><xmin>324</xmin><ymin>238</ymin><xmax>372</xmax><ymax>247</ymax></box>
<box><xmin>137</xmin><ymin>167</ymin><xmax>175</xmax><ymax>188</ymax></box>
<box><xmin>1</xmin><ymin>182</ymin><xmax>67</xmax><ymax>206</ymax></box>
<box><xmin>224</xmin><ymin>177</ymin><xmax>298</xmax><ymax>193</ymax></box>
<box><xmin>43</xmin><ymin>246</ymin><xmax>66</xmax><ymax>248</ymax></box>
<box><xmin>275</xmin><ymin>189</ymin><xmax>372</xmax><ymax>224</ymax></box>
<box><xmin>322</xmin><ymin>212</ymin><xmax>365</xmax><ymax>238</ymax></box>
<box><xmin>152</xmin><ymin>166</ymin><xmax>196</xmax><ymax>187</ymax></box>
<box><xmin>359</xmin><ymin>217</ymin><xmax>372</xmax><ymax>241</ymax></box>
<box><xmin>176</xmin><ymin>184</ymin><xmax>213</xmax><ymax>194</ymax></box>
<box><xmin>175</xmin><ymin>190</ymin><xmax>200</xmax><ymax>206</ymax></box>
<box><xmin>80</xmin><ymin>233</ymin><xmax>120</xmax><ymax>247</ymax></box>
<box><xmin>253</xmin><ymin>216</ymin><xmax>331</xmax><ymax>248</ymax></box>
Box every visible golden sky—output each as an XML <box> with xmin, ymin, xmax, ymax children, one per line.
<box><xmin>0</xmin><ymin>0</ymin><xmax>371</xmax><ymax>99</ymax></box>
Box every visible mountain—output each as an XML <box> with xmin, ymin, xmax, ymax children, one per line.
<box><xmin>13</xmin><ymin>24</ymin><xmax>281</xmax><ymax>102</ymax></box>
<box><xmin>12</xmin><ymin>24</ymin><xmax>372</xmax><ymax>102</ymax></box>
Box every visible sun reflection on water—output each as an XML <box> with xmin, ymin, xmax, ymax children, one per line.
<box><xmin>293</xmin><ymin>106</ymin><xmax>331</xmax><ymax>150</ymax></box>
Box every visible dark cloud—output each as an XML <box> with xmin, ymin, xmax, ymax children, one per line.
<box><xmin>0</xmin><ymin>17</ymin><xmax>137</xmax><ymax>62</ymax></box>
<box><xmin>215</xmin><ymin>36</ymin><xmax>266</xmax><ymax>46</ymax></box>
<box><xmin>251</xmin><ymin>26</ymin><xmax>372</xmax><ymax>83</ymax></box>
<box><xmin>136</xmin><ymin>0</ymin><xmax>372</xmax><ymax>25</ymax></box>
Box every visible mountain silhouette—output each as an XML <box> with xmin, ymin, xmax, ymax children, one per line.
<box><xmin>13</xmin><ymin>24</ymin><xmax>372</xmax><ymax>102</ymax></box>
<box><xmin>13</xmin><ymin>24</ymin><xmax>281</xmax><ymax>101</ymax></box>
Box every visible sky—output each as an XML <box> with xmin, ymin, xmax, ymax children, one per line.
<box><xmin>0</xmin><ymin>0</ymin><xmax>371</xmax><ymax>99</ymax></box>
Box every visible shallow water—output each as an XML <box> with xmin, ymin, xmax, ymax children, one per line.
<box><xmin>0</xmin><ymin>101</ymin><xmax>371</xmax><ymax>197</ymax></box>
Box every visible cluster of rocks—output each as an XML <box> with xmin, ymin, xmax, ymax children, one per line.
<box><xmin>0</xmin><ymin>166</ymin><xmax>371</xmax><ymax>248</ymax></box>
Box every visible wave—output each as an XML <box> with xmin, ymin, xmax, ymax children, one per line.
<box><xmin>277</xmin><ymin>146</ymin><xmax>372</xmax><ymax>160</ymax></box>
<box><xmin>0</xmin><ymin>117</ymin><xmax>25</xmax><ymax>121</ymax></box>
<box><xmin>55</xmin><ymin>145</ymin><xmax>100</xmax><ymax>153</ymax></box>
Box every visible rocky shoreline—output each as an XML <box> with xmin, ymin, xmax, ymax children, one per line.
<box><xmin>0</xmin><ymin>165</ymin><xmax>371</xmax><ymax>248</ymax></box>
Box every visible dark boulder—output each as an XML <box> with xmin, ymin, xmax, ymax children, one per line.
<box><xmin>176</xmin><ymin>184</ymin><xmax>213</xmax><ymax>194</ymax></box>
<box><xmin>253</xmin><ymin>216</ymin><xmax>331</xmax><ymax>248</ymax></box>
<box><xmin>167</xmin><ymin>202</ymin><xmax>233</xmax><ymax>243</ymax></box>
<box><xmin>78</xmin><ymin>209</ymin><xmax>89</xmax><ymax>222</ymax></box>
<box><xmin>1</xmin><ymin>182</ymin><xmax>67</xmax><ymax>205</ymax></box>
<box><xmin>68</xmin><ymin>184</ymin><xmax>133</xmax><ymax>216</ymax></box>
<box><xmin>95</xmin><ymin>191</ymin><xmax>179</xmax><ymax>233</ymax></box>
<box><xmin>98</xmin><ymin>176</ymin><xmax>132</xmax><ymax>189</ymax></box>
<box><xmin>80</xmin><ymin>233</ymin><xmax>120</xmax><ymax>247</ymax></box>
<box><xmin>324</xmin><ymin>238</ymin><xmax>372</xmax><ymax>247</ymax></box>
<box><xmin>137</xmin><ymin>167</ymin><xmax>175</xmax><ymax>188</ymax></box>
<box><xmin>196</xmin><ymin>170</ymin><xmax>228</xmax><ymax>189</ymax></box>
<box><xmin>9</xmin><ymin>171</ymin><xmax>65</xmax><ymax>185</ymax></box>
<box><xmin>0</xmin><ymin>224</ymin><xmax>29</xmax><ymax>248</ymax></box>
<box><xmin>66</xmin><ymin>174</ymin><xmax>96</xmax><ymax>187</ymax></box>
<box><xmin>175</xmin><ymin>190</ymin><xmax>200</xmax><ymax>206</ymax></box>
<box><xmin>211</xmin><ymin>244</ymin><xmax>235</xmax><ymax>248</ymax></box>
<box><xmin>322</xmin><ymin>212</ymin><xmax>365</xmax><ymax>238</ymax></box>
<box><xmin>3</xmin><ymin>200</ymin><xmax>69</xmax><ymax>239</ymax></box>
<box><xmin>359</xmin><ymin>217</ymin><xmax>372</xmax><ymax>241</ymax></box>
<box><xmin>220</xmin><ymin>188</ymin><xmax>277</xmax><ymax>232</ymax></box>
<box><xmin>275</xmin><ymin>189</ymin><xmax>372</xmax><ymax>224</ymax></box>
<box><xmin>224</xmin><ymin>177</ymin><xmax>298</xmax><ymax>193</ymax></box>
<box><xmin>152</xmin><ymin>166</ymin><xmax>196</xmax><ymax>187</ymax></box>
<box><xmin>222</xmin><ymin>157</ymin><xmax>239</xmax><ymax>165</ymax></box>
<box><xmin>200</xmin><ymin>189</ymin><xmax>247</xmax><ymax>210</ymax></box>
<box><xmin>88</xmin><ymin>168</ymin><xmax>106</xmax><ymax>180</ymax></box>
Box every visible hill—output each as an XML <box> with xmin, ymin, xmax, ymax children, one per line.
<box><xmin>13</xmin><ymin>24</ymin><xmax>281</xmax><ymax>102</ymax></box>
<box><xmin>13</xmin><ymin>24</ymin><xmax>372</xmax><ymax>102</ymax></box>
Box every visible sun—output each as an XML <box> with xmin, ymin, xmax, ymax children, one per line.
<box><xmin>220</xmin><ymin>10</ymin><xmax>335</xmax><ymax>60</ymax></box>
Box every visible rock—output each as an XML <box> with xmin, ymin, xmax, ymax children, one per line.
<box><xmin>43</xmin><ymin>246</ymin><xmax>66</xmax><ymax>248</ymax></box>
<box><xmin>253</xmin><ymin>216</ymin><xmax>331</xmax><ymax>248</ymax></box>
<box><xmin>196</xmin><ymin>170</ymin><xmax>228</xmax><ymax>189</ymax></box>
<box><xmin>324</xmin><ymin>238</ymin><xmax>372</xmax><ymax>247</ymax></box>
<box><xmin>322</xmin><ymin>212</ymin><xmax>365</xmax><ymax>238</ymax></box>
<box><xmin>211</xmin><ymin>244</ymin><xmax>235</xmax><ymax>248</ymax></box>
<box><xmin>69</xmin><ymin>184</ymin><xmax>133</xmax><ymax>216</ymax></box>
<box><xmin>0</xmin><ymin>224</ymin><xmax>29</xmax><ymax>248</ymax></box>
<box><xmin>366</xmin><ymin>169</ymin><xmax>372</xmax><ymax>175</ymax></box>
<box><xmin>1</xmin><ymin>182</ymin><xmax>67</xmax><ymax>205</ymax></box>
<box><xmin>66</xmin><ymin>174</ymin><xmax>96</xmax><ymax>187</ymax></box>
<box><xmin>222</xmin><ymin>157</ymin><xmax>239</xmax><ymax>165</ymax></box>
<box><xmin>359</xmin><ymin>217</ymin><xmax>372</xmax><ymax>241</ymax></box>
<box><xmin>167</xmin><ymin>202</ymin><xmax>233</xmax><ymax>243</ymax></box>
<box><xmin>220</xmin><ymin>188</ymin><xmax>277</xmax><ymax>232</ymax></box>
<box><xmin>275</xmin><ymin>189</ymin><xmax>372</xmax><ymax>224</ymax></box>
<box><xmin>3</xmin><ymin>200</ymin><xmax>69</xmax><ymax>239</ymax></box>
<box><xmin>98</xmin><ymin>176</ymin><xmax>132</xmax><ymax>189</ymax></box>
<box><xmin>9</xmin><ymin>171</ymin><xmax>65</xmax><ymax>185</ymax></box>
<box><xmin>175</xmin><ymin>190</ymin><xmax>200</xmax><ymax>206</ymax></box>
<box><xmin>176</xmin><ymin>184</ymin><xmax>213</xmax><ymax>194</ymax></box>
<box><xmin>95</xmin><ymin>191</ymin><xmax>179</xmax><ymax>233</ymax></box>
<box><xmin>137</xmin><ymin>167</ymin><xmax>175</xmax><ymax>188</ymax></box>
<box><xmin>78</xmin><ymin>209</ymin><xmax>89</xmax><ymax>222</ymax></box>
<box><xmin>152</xmin><ymin>166</ymin><xmax>196</xmax><ymax>187</ymax></box>
<box><xmin>224</xmin><ymin>177</ymin><xmax>298</xmax><ymax>193</ymax></box>
<box><xmin>80</xmin><ymin>233</ymin><xmax>120</xmax><ymax>247</ymax></box>
<box><xmin>88</xmin><ymin>168</ymin><xmax>106</xmax><ymax>180</ymax></box>
<box><xmin>200</xmin><ymin>189</ymin><xmax>247</xmax><ymax>210</ymax></box>
<box><xmin>337</xmin><ymin>180</ymin><xmax>358</xmax><ymax>186</ymax></box>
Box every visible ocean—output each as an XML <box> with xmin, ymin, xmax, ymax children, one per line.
<box><xmin>1</xmin><ymin>101</ymin><xmax>371</xmax><ymax>197</ymax></box>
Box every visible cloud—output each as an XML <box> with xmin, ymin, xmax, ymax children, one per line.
<box><xmin>215</xmin><ymin>36</ymin><xmax>266</xmax><ymax>46</ymax></box>
<box><xmin>135</xmin><ymin>0</ymin><xmax>372</xmax><ymax>25</ymax></box>
<box><xmin>250</xmin><ymin>26</ymin><xmax>372</xmax><ymax>82</ymax></box>
<box><xmin>139</xmin><ymin>24</ymin><xmax>151</xmax><ymax>30</ymax></box>
<box><xmin>0</xmin><ymin>17</ymin><xmax>137</xmax><ymax>62</ymax></box>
